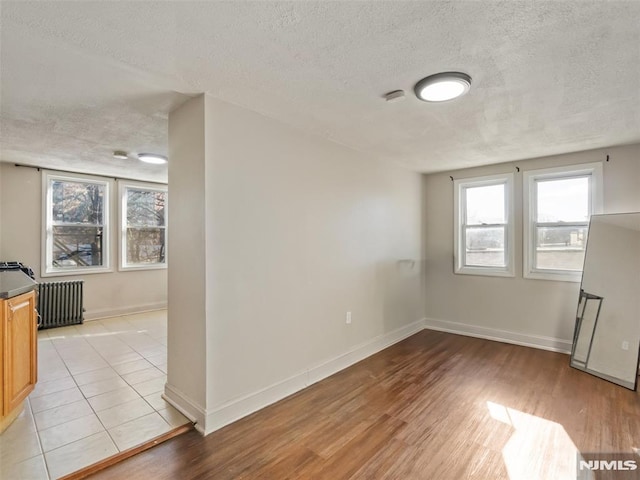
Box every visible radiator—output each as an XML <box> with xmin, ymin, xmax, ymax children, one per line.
<box><xmin>38</xmin><ymin>281</ymin><xmax>84</xmax><ymax>329</ymax></box>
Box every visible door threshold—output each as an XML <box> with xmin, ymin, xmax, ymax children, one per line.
<box><xmin>59</xmin><ymin>423</ymin><xmax>194</xmax><ymax>480</ymax></box>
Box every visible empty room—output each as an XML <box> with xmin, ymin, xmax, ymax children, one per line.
<box><xmin>0</xmin><ymin>2</ymin><xmax>639</xmax><ymax>480</ymax></box>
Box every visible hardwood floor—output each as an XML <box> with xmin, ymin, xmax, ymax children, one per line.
<box><xmin>89</xmin><ymin>330</ymin><xmax>640</xmax><ymax>479</ymax></box>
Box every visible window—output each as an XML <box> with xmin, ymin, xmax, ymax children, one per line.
<box><xmin>43</xmin><ymin>173</ymin><xmax>110</xmax><ymax>276</ymax></box>
<box><xmin>454</xmin><ymin>173</ymin><xmax>515</xmax><ymax>276</ymax></box>
<box><xmin>523</xmin><ymin>163</ymin><xmax>603</xmax><ymax>281</ymax></box>
<box><xmin>119</xmin><ymin>182</ymin><xmax>167</xmax><ymax>270</ymax></box>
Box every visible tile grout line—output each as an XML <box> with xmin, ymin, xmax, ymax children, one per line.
<box><xmin>65</xmin><ymin>320</ymin><xmax>128</xmax><ymax>456</ymax></box>
<box><xmin>37</xmin><ymin>323</ymin><xmax>127</xmax><ymax>472</ymax></box>
<box><xmin>40</xmin><ymin>331</ymin><xmax>99</xmax><ymax>468</ymax></box>
<box><xmin>38</xmin><ymin>329</ymin><xmax>83</xmax><ymax>480</ymax></box>
<box><xmin>79</xmin><ymin>317</ymin><xmax>164</xmax><ymax>372</ymax></box>
<box><xmin>92</xmin><ymin>317</ymin><xmax>174</xmax><ymax>445</ymax></box>
<box><xmin>43</xmin><ymin>316</ymin><xmax>170</xmax><ymax>457</ymax></box>
<box><xmin>23</xmin><ymin>313</ymin><xmax>174</xmax><ymax>478</ymax></box>
<box><xmin>24</xmin><ymin>396</ymin><xmax>52</xmax><ymax>480</ymax></box>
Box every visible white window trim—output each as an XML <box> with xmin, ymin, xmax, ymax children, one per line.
<box><xmin>523</xmin><ymin>162</ymin><xmax>603</xmax><ymax>282</ymax></box>
<box><xmin>118</xmin><ymin>181</ymin><xmax>168</xmax><ymax>271</ymax></box>
<box><xmin>42</xmin><ymin>171</ymin><xmax>111</xmax><ymax>277</ymax></box>
<box><xmin>454</xmin><ymin>172</ymin><xmax>515</xmax><ymax>277</ymax></box>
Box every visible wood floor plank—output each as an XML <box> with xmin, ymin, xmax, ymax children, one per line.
<box><xmin>88</xmin><ymin>330</ymin><xmax>640</xmax><ymax>480</ymax></box>
<box><xmin>304</xmin><ymin>414</ymin><xmax>407</xmax><ymax>480</ymax></box>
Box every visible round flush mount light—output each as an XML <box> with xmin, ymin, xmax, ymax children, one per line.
<box><xmin>137</xmin><ymin>153</ymin><xmax>168</xmax><ymax>165</ymax></box>
<box><xmin>414</xmin><ymin>72</ymin><xmax>472</xmax><ymax>102</ymax></box>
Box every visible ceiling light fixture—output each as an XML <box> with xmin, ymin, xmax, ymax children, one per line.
<box><xmin>414</xmin><ymin>72</ymin><xmax>472</xmax><ymax>102</ymax></box>
<box><xmin>137</xmin><ymin>153</ymin><xmax>168</xmax><ymax>165</ymax></box>
<box><xmin>113</xmin><ymin>150</ymin><xmax>128</xmax><ymax>160</ymax></box>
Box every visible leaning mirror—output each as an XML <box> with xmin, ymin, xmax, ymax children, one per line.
<box><xmin>570</xmin><ymin>212</ymin><xmax>640</xmax><ymax>390</ymax></box>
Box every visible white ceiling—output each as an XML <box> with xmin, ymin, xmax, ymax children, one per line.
<box><xmin>1</xmin><ymin>1</ymin><xmax>639</xmax><ymax>183</ymax></box>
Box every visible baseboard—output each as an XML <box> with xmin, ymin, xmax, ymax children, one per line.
<box><xmin>164</xmin><ymin>317</ymin><xmax>568</xmax><ymax>436</ymax></box>
<box><xmin>202</xmin><ymin>371</ymin><xmax>308</xmax><ymax>435</ymax></box>
<box><xmin>162</xmin><ymin>384</ymin><xmax>206</xmax><ymax>434</ymax></box>
<box><xmin>201</xmin><ymin>318</ymin><xmax>425</xmax><ymax>435</ymax></box>
<box><xmin>305</xmin><ymin>319</ymin><xmax>426</xmax><ymax>385</ymax></box>
<box><xmin>83</xmin><ymin>302</ymin><xmax>167</xmax><ymax>321</ymax></box>
<box><xmin>423</xmin><ymin>317</ymin><xmax>573</xmax><ymax>354</ymax></box>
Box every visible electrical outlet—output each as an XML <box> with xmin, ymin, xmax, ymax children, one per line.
<box><xmin>622</xmin><ymin>340</ymin><xmax>629</xmax><ymax>351</ymax></box>
<box><xmin>346</xmin><ymin>311</ymin><xmax>352</xmax><ymax>324</ymax></box>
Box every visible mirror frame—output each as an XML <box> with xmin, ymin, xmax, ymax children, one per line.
<box><xmin>569</xmin><ymin>212</ymin><xmax>640</xmax><ymax>391</ymax></box>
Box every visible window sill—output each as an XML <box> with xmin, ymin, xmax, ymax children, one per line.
<box><xmin>42</xmin><ymin>267</ymin><xmax>113</xmax><ymax>278</ymax></box>
<box><xmin>455</xmin><ymin>267</ymin><xmax>515</xmax><ymax>278</ymax></box>
<box><xmin>524</xmin><ymin>270</ymin><xmax>582</xmax><ymax>283</ymax></box>
<box><xmin>119</xmin><ymin>264</ymin><xmax>167</xmax><ymax>272</ymax></box>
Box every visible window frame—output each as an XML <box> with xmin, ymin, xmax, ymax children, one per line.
<box><xmin>523</xmin><ymin>162</ymin><xmax>603</xmax><ymax>282</ymax></box>
<box><xmin>118</xmin><ymin>181</ymin><xmax>168</xmax><ymax>271</ymax></box>
<box><xmin>454</xmin><ymin>172</ymin><xmax>515</xmax><ymax>277</ymax></box>
<box><xmin>42</xmin><ymin>171</ymin><xmax>111</xmax><ymax>277</ymax></box>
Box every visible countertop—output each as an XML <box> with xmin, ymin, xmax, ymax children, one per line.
<box><xmin>0</xmin><ymin>271</ymin><xmax>38</xmax><ymax>299</ymax></box>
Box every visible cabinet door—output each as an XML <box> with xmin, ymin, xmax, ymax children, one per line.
<box><xmin>3</xmin><ymin>291</ymin><xmax>37</xmax><ymax>414</ymax></box>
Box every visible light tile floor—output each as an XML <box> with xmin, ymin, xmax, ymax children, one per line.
<box><xmin>1</xmin><ymin>310</ymin><xmax>190</xmax><ymax>480</ymax></box>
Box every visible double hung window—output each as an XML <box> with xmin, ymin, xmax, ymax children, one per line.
<box><xmin>119</xmin><ymin>183</ymin><xmax>167</xmax><ymax>270</ymax></box>
<box><xmin>454</xmin><ymin>173</ymin><xmax>515</xmax><ymax>277</ymax></box>
<box><xmin>523</xmin><ymin>163</ymin><xmax>603</xmax><ymax>281</ymax></box>
<box><xmin>43</xmin><ymin>173</ymin><xmax>110</xmax><ymax>275</ymax></box>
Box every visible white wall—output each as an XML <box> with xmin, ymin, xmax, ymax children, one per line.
<box><xmin>422</xmin><ymin>143</ymin><xmax>640</xmax><ymax>350</ymax></box>
<box><xmin>166</xmin><ymin>95</ymin><xmax>424</xmax><ymax>433</ymax></box>
<box><xmin>165</xmin><ymin>95</ymin><xmax>208</xmax><ymax>419</ymax></box>
<box><xmin>0</xmin><ymin>163</ymin><xmax>167</xmax><ymax>319</ymax></box>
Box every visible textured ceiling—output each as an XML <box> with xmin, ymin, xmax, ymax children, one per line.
<box><xmin>1</xmin><ymin>1</ymin><xmax>639</xmax><ymax>182</ymax></box>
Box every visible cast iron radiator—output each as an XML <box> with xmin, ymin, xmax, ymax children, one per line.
<box><xmin>38</xmin><ymin>280</ymin><xmax>84</xmax><ymax>329</ymax></box>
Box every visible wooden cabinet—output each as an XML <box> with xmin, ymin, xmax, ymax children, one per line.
<box><xmin>0</xmin><ymin>290</ymin><xmax>37</xmax><ymax>432</ymax></box>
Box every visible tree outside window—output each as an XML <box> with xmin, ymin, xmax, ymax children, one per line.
<box><xmin>44</xmin><ymin>174</ymin><xmax>110</xmax><ymax>275</ymax></box>
<box><xmin>120</xmin><ymin>183</ymin><xmax>167</xmax><ymax>269</ymax></box>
